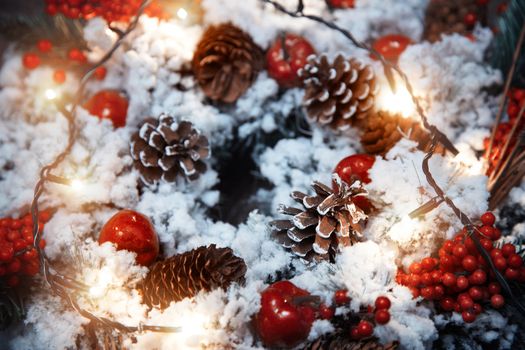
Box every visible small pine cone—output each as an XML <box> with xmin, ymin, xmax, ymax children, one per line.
<box><xmin>138</xmin><ymin>245</ymin><xmax>246</xmax><ymax>309</ymax></box>
<box><xmin>192</xmin><ymin>23</ymin><xmax>264</xmax><ymax>103</ymax></box>
<box><xmin>423</xmin><ymin>0</ymin><xmax>487</xmax><ymax>43</ymax></box>
<box><xmin>299</xmin><ymin>54</ymin><xmax>377</xmax><ymax>131</ymax></box>
<box><xmin>358</xmin><ymin>110</ymin><xmax>436</xmax><ymax>155</ymax></box>
<box><xmin>270</xmin><ymin>177</ymin><xmax>367</xmax><ymax>262</ymax></box>
<box><xmin>130</xmin><ymin>114</ymin><xmax>210</xmax><ymax>186</ymax></box>
<box><xmin>307</xmin><ymin>336</ymin><xmax>398</xmax><ymax>350</ymax></box>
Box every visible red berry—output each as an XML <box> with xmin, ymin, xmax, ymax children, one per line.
<box><xmin>350</xmin><ymin>327</ymin><xmax>360</xmax><ymax>339</ymax></box>
<box><xmin>479</xmin><ymin>226</ymin><xmax>495</xmax><ymax>239</ymax></box>
<box><xmin>7</xmin><ymin>275</ymin><xmax>19</xmax><ymax>287</ymax></box>
<box><xmin>421</xmin><ymin>272</ymin><xmax>433</xmax><ymax>286</ymax></box>
<box><xmin>374</xmin><ymin>309</ymin><xmax>391</xmax><ymax>325</ymax></box>
<box><xmin>267</xmin><ymin>33</ymin><xmax>316</xmax><ymax>88</ymax></box>
<box><xmin>374</xmin><ymin>296</ymin><xmax>391</xmax><ymax>310</ymax></box>
<box><xmin>98</xmin><ymin>210</ymin><xmax>159</xmax><ymax>266</ymax></box>
<box><xmin>53</xmin><ymin>70</ymin><xmax>66</xmax><ymax>84</ymax></box>
<box><xmin>453</xmin><ymin>244</ymin><xmax>468</xmax><ymax>258</ymax></box>
<box><xmin>492</xmin><ymin>228</ymin><xmax>502</xmax><ymax>241</ymax></box>
<box><xmin>440</xmin><ymin>297</ymin><xmax>455</xmax><ymax>311</ymax></box>
<box><xmin>6</xmin><ymin>230</ymin><xmax>19</xmax><ymax>242</ymax></box>
<box><xmin>334</xmin><ymin>289</ymin><xmax>350</xmax><ymax>305</ymax></box>
<box><xmin>328</xmin><ymin>0</ymin><xmax>355</xmax><ymax>8</ymax></box>
<box><xmin>22</xmin><ymin>248</ymin><xmax>38</xmax><ymax>261</ymax></box>
<box><xmin>488</xmin><ymin>282</ymin><xmax>501</xmax><ymax>295</ymax></box>
<box><xmin>46</xmin><ymin>4</ymin><xmax>58</xmax><ymax>15</ymax></box>
<box><xmin>94</xmin><ymin>66</ymin><xmax>107</xmax><ymax>80</ymax></box>
<box><xmin>468</xmin><ymin>286</ymin><xmax>483</xmax><ymax>300</ymax></box>
<box><xmin>457</xmin><ymin>276</ymin><xmax>469</xmax><ymax>290</ymax></box>
<box><xmin>23</xmin><ymin>53</ymin><xmax>40</xmax><ymax>69</ymax></box>
<box><xmin>85</xmin><ymin>90</ymin><xmax>128</xmax><ymax>128</ymax></box>
<box><xmin>490</xmin><ymin>294</ymin><xmax>505</xmax><ymax>308</ymax></box>
<box><xmin>431</xmin><ymin>270</ymin><xmax>442</xmax><ymax>284</ymax></box>
<box><xmin>421</xmin><ymin>257</ymin><xmax>437</xmax><ymax>271</ymax></box>
<box><xmin>433</xmin><ymin>285</ymin><xmax>445</xmax><ymax>300</ymax></box>
<box><xmin>408</xmin><ymin>274</ymin><xmax>421</xmax><ymax>287</ymax></box>
<box><xmin>371</xmin><ymin>34</ymin><xmax>412</xmax><ymax>62</ymax></box>
<box><xmin>464</xmin><ymin>12</ymin><xmax>478</xmax><ymax>28</ymax></box>
<box><xmin>494</xmin><ymin>256</ymin><xmax>507</xmax><ymax>271</ymax></box>
<box><xmin>490</xmin><ymin>248</ymin><xmax>503</xmax><ymax>260</ymax></box>
<box><xmin>508</xmin><ymin>253</ymin><xmax>523</xmax><ymax>268</ymax></box>
<box><xmin>459</xmin><ymin>295</ymin><xmax>474</xmax><ymax>310</ymax></box>
<box><xmin>442</xmin><ymin>272</ymin><xmax>457</xmax><ymax>287</ymax></box>
<box><xmin>480</xmin><ymin>238</ymin><xmax>493</xmax><ymax>251</ymax></box>
<box><xmin>356</xmin><ymin>320</ymin><xmax>374</xmax><ymax>338</ymax></box>
<box><xmin>421</xmin><ymin>286</ymin><xmax>434</xmax><ymax>300</ymax></box>
<box><xmin>443</xmin><ymin>240</ymin><xmax>454</xmax><ymax>253</ymax></box>
<box><xmin>0</xmin><ymin>243</ymin><xmax>14</xmax><ymax>261</ymax></box>
<box><xmin>409</xmin><ymin>262</ymin><xmax>423</xmax><ymax>275</ymax></box>
<box><xmin>14</xmin><ymin>239</ymin><xmax>27</xmax><ymax>252</ymax></box>
<box><xmin>462</xmin><ymin>255</ymin><xmax>478</xmax><ymax>272</ymax></box>
<box><xmin>505</xmin><ymin>267</ymin><xmax>519</xmax><ymax>280</ymax></box>
<box><xmin>37</xmin><ymin>39</ymin><xmax>53</xmax><ymax>53</ymax></box>
<box><xmin>469</xmin><ymin>269</ymin><xmax>486</xmax><ymax>285</ymax></box>
<box><xmin>462</xmin><ymin>310</ymin><xmax>476</xmax><ymax>323</ymax></box>
<box><xmin>513</xmin><ymin>89</ymin><xmax>525</xmax><ymax>103</ymax></box>
<box><xmin>473</xmin><ymin>303</ymin><xmax>483</xmax><ymax>314</ymax></box>
<box><xmin>7</xmin><ymin>257</ymin><xmax>21</xmax><ymax>273</ymax></box>
<box><xmin>501</xmin><ymin>243</ymin><xmax>516</xmax><ymax>257</ymax></box>
<box><xmin>318</xmin><ymin>303</ymin><xmax>335</xmax><ymax>320</ymax></box>
<box><xmin>409</xmin><ymin>287</ymin><xmax>420</xmax><ymax>298</ymax></box>
<box><xmin>480</xmin><ymin>212</ymin><xmax>496</xmax><ymax>226</ymax></box>
<box><xmin>68</xmin><ymin>48</ymin><xmax>85</xmax><ymax>62</ymax></box>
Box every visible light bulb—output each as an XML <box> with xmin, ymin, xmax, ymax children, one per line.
<box><xmin>44</xmin><ymin>89</ymin><xmax>58</xmax><ymax>100</ymax></box>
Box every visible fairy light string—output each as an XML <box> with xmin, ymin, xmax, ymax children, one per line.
<box><xmin>28</xmin><ymin>0</ymin><xmax>180</xmax><ymax>335</ymax></box>
<box><xmin>260</xmin><ymin>0</ymin><xmax>525</xmax><ymax>313</ymax></box>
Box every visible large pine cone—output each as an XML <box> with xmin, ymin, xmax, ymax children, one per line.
<box><xmin>138</xmin><ymin>245</ymin><xmax>246</xmax><ymax>309</ymax></box>
<box><xmin>357</xmin><ymin>110</ymin><xmax>435</xmax><ymax>155</ymax></box>
<box><xmin>192</xmin><ymin>23</ymin><xmax>264</xmax><ymax>103</ymax></box>
<box><xmin>130</xmin><ymin>114</ymin><xmax>210</xmax><ymax>186</ymax></box>
<box><xmin>299</xmin><ymin>54</ymin><xmax>377</xmax><ymax>131</ymax></box>
<box><xmin>270</xmin><ymin>177</ymin><xmax>367</xmax><ymax>262</ymax></box>
<box><xmin>423</xmin><ymin>0</ymin><xmax>487</xmax><ymax>43</ymax></box>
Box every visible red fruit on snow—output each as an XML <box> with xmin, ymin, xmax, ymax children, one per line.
<box><xmin>480</xmin><ymin>212</ymin><xmax>495</xmax><ymax>226</ymax></box>
<box><xmin>374</xmin><ymin>296</ymin><xmax>391</xmax><ymax>310</ymax></box>
<box><xmin>98</xmin><ymin>210</ymin><xmax>159</xmax><ymax>266</ymax></box>
<box><xmin>94</xmin><ymin>66</ymin><xmax>107</xmax><ymax>80</ymax></box>
<box><xmin>23</xmin><ymin>53</ymin><xmax>40</xmax><ymax>69</ymax></box>
<box><xmin>85</xmin><ymin>90</ymin><xmax>128</xmax><ymax>128</ymax></box>
<box><xmin>375</xmin><ymin>309</ymin><xmax>390</xmax><ymax>325</ymax></box>
<box><xmin>253</xmin><ymin>281</ymin><xmax>316</xmax><ymax>348</ymax></box>
<box><xmin>372</xmin><ymin>34</ymin><xmax>412</xmax><ymax>62</ymax></box>
<box><xmin>356</xmin><ymin>320</ymin><xmax>374</xmax><ymax>338</ymax></box>
<box><xmin>334</xmin><ymin>154</ymin><xmax>375</xmax><ymax>185</ymax></box>
<box><xmin>266</xmin><ymin>33</ymin><xmax>316</xmax><ymax>88</ymax></box>
<box><xmin>334</xmin><ymin>289</ymin><xmax>351</xmax><ymax>305</ymax></box>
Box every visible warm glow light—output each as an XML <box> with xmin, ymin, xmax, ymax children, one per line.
<box><xmin>375</xmin><ymin>83</ymin><xmax>416</xmax><ymax>118</ymax></box>
<box><xmin>44</xmin><ymin>88</ymin><xmax>58</xmax><ymax>100</ymax></box>
<box><xmin>177</xmin><ymin>8</ymin><xmax>188</xmax><ymax>20</ymax></box>
<box><xmin>88</xmin><ymin>266</ymin><xmax>113</xmax><ymax>298</ymax></box>
<box><xmin>70</xmin><ymin>179</ymin><xmax>85</xmax><ymax>191</ymax></box>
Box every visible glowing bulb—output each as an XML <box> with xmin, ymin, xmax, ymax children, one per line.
<box><xmin>70</xmin><ymin>179</ymin><xmax>84</xmax><ymax>191</ymax></box>
<box><xmin>44</xmin><ymin>88</ymin><xmax>58</xmax><ymax>100</ymax></box>
<box><xmin>375</xmin><ymin>84</ymin><xmax>416</xmax><ymax>118</ymax></box>
<box><xmin>177</xmin><ymin>8</ymin><xmax>188</xmax><ymax>20</ymax></box>
<box><xmin>88</xmin><ymin>266</ymin><xmax>113</xmax><ymax>298</ymax></box>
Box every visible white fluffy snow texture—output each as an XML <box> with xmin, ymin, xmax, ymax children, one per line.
<box><xmin>0</xmin><ymin>0</ymin><xmax>520</xmax><ymax>349</ymax></box>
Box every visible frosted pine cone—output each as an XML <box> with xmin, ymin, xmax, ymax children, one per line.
<box><xmin>299</xmin><ymin>54</ymin><xmax>377</xmax><ymax>131</ymax></box>
<box><xmin>130</xmin><ymin>115</ymin><xmax>210</xmax><ymax>186</ymax></box>
<box><xmin>423</xmin><ymin>0</ymin><xmax>487</xmax><ymax>42</ymax></box>
<box><xmin>358</xmin><ymin>110</ymin><xmax>435</xmax><ymax>155</ymax></box>
<box><xmin>270</xmin><ymin>177</ymin><xmax>367</xmax><ymax>262</ymax></box>
<box><xmin>138</xmin><ymin>245</ymin><xmax>246</xmax><ymax>309</ymax></box>
<box><xmin>192</xmin><ymin>23</ymin><xmax>264</xmax><ymax>103</ymax></box>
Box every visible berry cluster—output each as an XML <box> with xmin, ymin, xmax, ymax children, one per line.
<box><xmin>22</xmin><ymin>39</ymin><xmax>107</xmax><ymax>85</ymax></box>
<box><xmin>397</xmin><ymin>212</ymin><xmax>525</xmax><ymax>323</ymax></box>
<box><xmin>0</xmin><ymin>210</ymin><xmax>52</xmax><ymax>287</ymax></box>
<box><xmin>332</xmin><ymin>289</ymin><xmax>392</xmax><ymax>340</ymax></box>
<box><xmin>44</xmin><ymin>0</ymin><xmax>164</xmax><ymax>23</ymax></box>
<box><xmin>484</xmin><ymin>88</ymin><xmax>525</xmax><ymax>176</ymax></box>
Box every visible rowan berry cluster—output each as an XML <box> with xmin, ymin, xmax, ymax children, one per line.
<box><xmin>397</xmin><ymin>212</ymin><xmax>524</xmax><ymax>323</ymax></box>
<box><xmin>0</xmin><ymin>210</ymin><xmax>52</xmax><ymax>287</ymax></box>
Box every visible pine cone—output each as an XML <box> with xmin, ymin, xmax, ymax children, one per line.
<box><xmin>138</xmin><ymin>245</ymin><xmax>246</xmax><ymax>309</ymax></box>
<box><xmin>308</xmin><ymin>336</ymin><xmax>398</xmax><ymax>350</ymax></box>
<box><xmin>423</xmin><ymin>0</ymin><xmax>487</xmax><ymax>43</ymax></box>
<box><xmin>192</xmin><ymin>23</ymin><xmax>264</xmax><ymax>103</ymax></box>
<box><xmin>358</xmin><ymin>110</ymin><xmax>435</xmax><ymax>155</ymax></box>
<box><xmin>130</xmin><ymin>114</ymin><xmax>210</xmax><ymax>187</ymax></box>
<box><xmin>270</xmin><ymin>177</ymin><xmax>367</xmax><ymax>262</ymax></box>
<box><xmin>299</xmin><ymin>54</ymin><xmax>377</xmax><ymax>131</ymax></box>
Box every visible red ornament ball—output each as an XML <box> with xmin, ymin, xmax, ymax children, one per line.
<box><xmin>23</xmin><ymin>53</ymin><xmax>40</xmax><ymax>70</ymax></box>
<box><xmin>318</xmin><ymin>303</ymin><xmax>335</xmax><ymax>320</ymax></box>
<box><xmin>98</xmin><ymin>209</ymin><xmax>159</xmax><ymax>266</ymax></box>
<box><xmin>480</xmin><ymin>212</ymin><xmax>495</xmax><ymax>226</ymax></box>
<box><xmin>334</xmin><ymin>154</ymin><xmax>375</xmax><ymax>185</ymax></box>
<box><xmin>375</xmin><ymin>309</ymin><xmax>391</xmax><ymax>325</ymax></box>
<box><xmin>374</xmin><ymin>296</ymin><xmax>391</xmax><ymax>310</ymax></box>
<box><xmin>254</xmin><ymin>281</ymin><xmax>316</xmax><ymax>348</ymax></box>
<box><xmin>356</xmin><ymin>320</ymin><xmax>374</xmax><ymax>338</ymax></box>
<box><xmin>267</xmin><ymin>33</ymin><xmax>316</xmax><ymax>88</ymax></box>
<box><xmin>85</xmin><ymin>90</ymin><xmax>128</xmax><ymax>128</ymax></box>
<box><xmin>328</xmin><ymin>0</ymin><xmax>355</xmax><ymax>8</ymax></box>
<box><xmin>372</xmin><ymin>34</ymin><xmax>412</xmax><ymax>62</ymax></box>
<box><xmin>334</xmin><ymin>289</ymin><xmax>351</xmax><ymax>305</ymax></box>
<box><xmin>490</xmin><ymin>294</ymin><xmax>505</xmax><ymax>309</ymax></box>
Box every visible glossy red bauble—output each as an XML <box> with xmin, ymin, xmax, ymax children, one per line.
<box><xmin>334</xmin><ymin>154</ymin><xmax>375</xmax><ymax>185</ymax></box>
<box><xmin>480</xmin><ymin>212</ymin><xmax>495</xmax><ymax>226</ymax></box>
<box><xmin>85</xmin><ymin>90</ymin><xmax>128</xmax><ymax>128</ymax></box>
<box><xmin>327</xmin><ymin>0</ymin><xmax>355</xmax><ymax>8</ymax></box>
<box><xmin>267</xmin><ymin>34</ymin><xmax>316</xmax><ymax>88</ymax></box>
<box><xmin>254</xmin><ymin>281</ymin><xmax>316</xmax><ymax>348</ymax></box>
<box><xmin>98</xmin><ymin>210</ymin><xmax>159</xmax><ymax>266</ymax></box>
<box><xmin>372</xmin><ymin>34</ymin><xmax>412</xmax><ymax>62</ymax></box>
<box><xmin>374</xmin><ymin>296</ymin><xmax>391</xmax><ymax>310</ymax></box>
<box><xmin>375</xmin><ymin>309</ymin><xmax>390</xmax><ymax>325</ymax></box>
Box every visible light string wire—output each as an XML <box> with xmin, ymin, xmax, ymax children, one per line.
<box><xmin>260</xmin><ymin>0</ymin><xmax>525</xmax><ymax>313</ymax></box>
<box><xmin>28</xmin><ymin>0</ymin><xmax>180</xmax><ymax>335</ymax></box>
